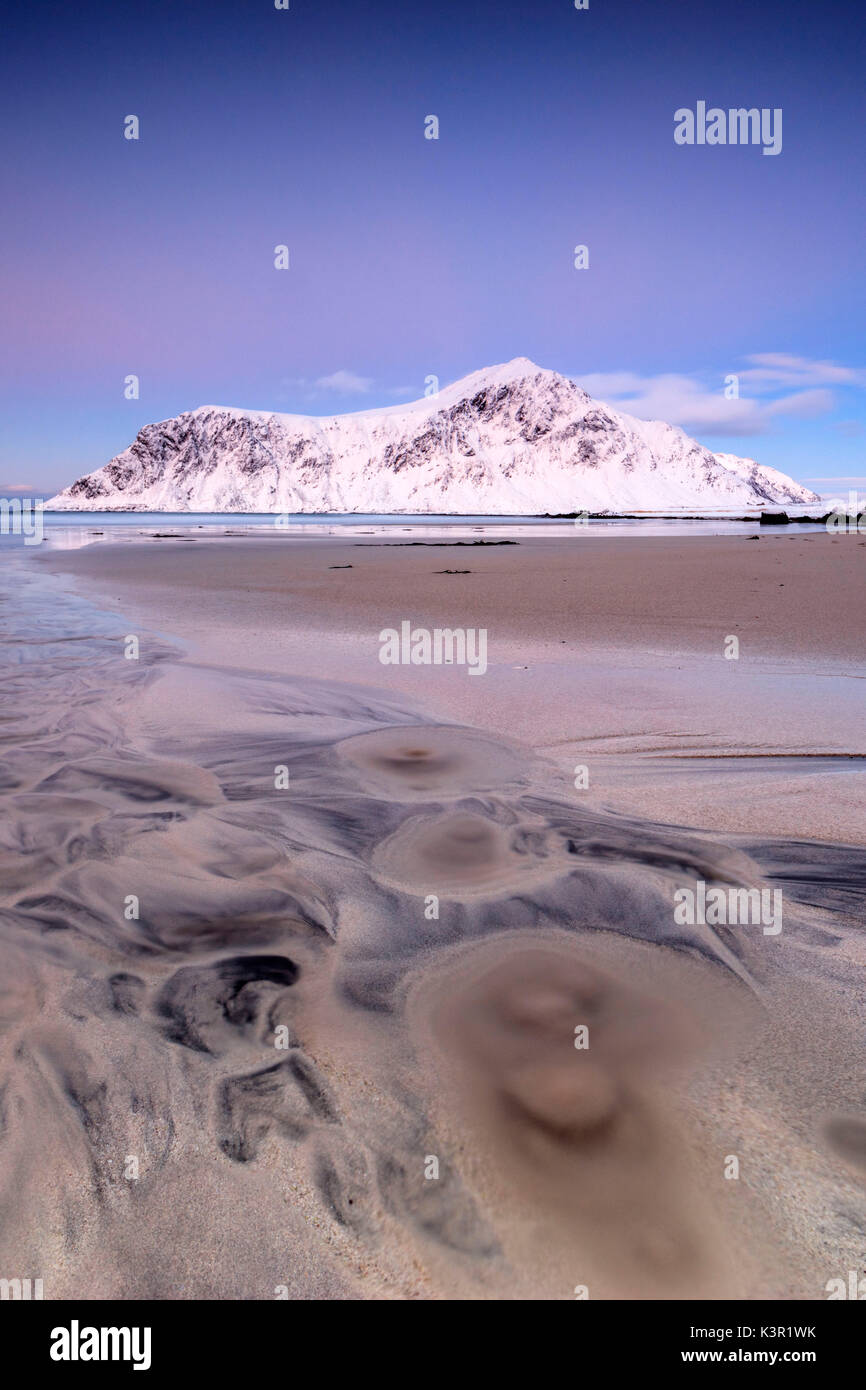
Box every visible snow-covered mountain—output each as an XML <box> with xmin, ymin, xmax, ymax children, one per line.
<box><xmin>47</xmin><ymin>359</ymin><xmax>819</xmax><ymax>513</ymax></box>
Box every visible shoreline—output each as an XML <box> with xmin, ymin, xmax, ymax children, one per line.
<box><xmin>40</xmin><ymin>530</ymin><xmax>866</xmax><ymax>844</ymax></box>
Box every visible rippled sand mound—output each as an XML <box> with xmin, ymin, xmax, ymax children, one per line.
<box><xmin>409</xmin><ymin>936</ymin><xmax>758</xmax><ymax>1297</ymax></box>
<box><xmin>336</xmin><ymin>724</ymin><xmax>528</xmax><ymax>801</ymax></box>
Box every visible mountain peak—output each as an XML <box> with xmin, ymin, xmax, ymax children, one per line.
<box><xmin>448</xmin><ymin>356</ymin><xmax>557</xmax><ymax>390</ymax></box>
<box><xmin>491</xmin><ymin>355</ymin><xmax>546</xmax><ymax>377</ymax></box>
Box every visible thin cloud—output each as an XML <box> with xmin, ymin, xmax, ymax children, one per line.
<box><xmin>765</xmin><ymin>388</ymin><xmax>835</xmax><ymax>419</ymax></box>
<box><xmin>313</xmin><ymin>370</ymin><xmax>373</xmax><ymax>394</ymax></box>
<box><xmin>575</xmin><ymin>355</ymin><xmax>862</xmax><ymax>437</ymax></box>
<box><xmin>277</xmin><ymin>370</ymin><xmax>375</xmax><ymax>404</ymax></box>
<box><xmin>575</xmin><ymin>373</ymin><xmax>770</xmax><ymax>436</ymax></box>
<box><xmin>738</xmin><ymin>354</ymin><xmax>866</xmax><ymax>391</ymax></box>
<box><xmin>801</xmin><ymin>476</ymin><xmax>866</xmax><ymax>485</ymax></box>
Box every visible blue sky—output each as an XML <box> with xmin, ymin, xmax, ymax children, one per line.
<box><xmin>1</xmin><ymin>0</ymin><xmax>864</xmax><ymax>494</ymax></box>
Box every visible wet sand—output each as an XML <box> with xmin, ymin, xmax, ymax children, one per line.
<box><xmin>45</xmin><ymin>530</ymin><xmax>866</xmax><ymax>843</ymax></box>
<box><xmin>0</xmin><ymin>531</ymin><xmax>863</xmax><ymax>1299</ymax></box>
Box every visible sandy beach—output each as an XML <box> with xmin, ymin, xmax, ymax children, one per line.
<box><xmin>0</xmin><ymin>526</ymin><xmax>863</xmax><ymax>1300</ymax></box>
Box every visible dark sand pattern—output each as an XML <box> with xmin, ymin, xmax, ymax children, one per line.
<box><xmin>1</xmin><ymin>557</ymin><xmax>864</xmax><ymax>1298</ymax></box>
<box><xmin>336</xmin><ymin>724</ymin><xmax>528</xmax><ymax>801</ymax></box>
<box><xmin>823</xmin><ymin>1116</ymin><xmax>866</xmax><ymax>1176</ymax></box>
